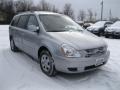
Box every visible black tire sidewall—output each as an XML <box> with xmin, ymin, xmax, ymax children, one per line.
<box><xmin>10</xmin><ymin>39</ymin><xmax>15</xmax><ymax>51</ymax></box>
<box><xmin>10</xmin><ymin>38</ymin><xmax>18</xmax><ymax>52</ymax></box>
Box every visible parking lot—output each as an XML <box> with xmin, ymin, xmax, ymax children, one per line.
<box><xmin>0</xmin><ymin>25</ymin><xmax>120</xmax><ymax>90</ymax></box>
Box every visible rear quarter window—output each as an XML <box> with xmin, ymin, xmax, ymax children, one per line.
<box><xmin>11</xmin><ymin>16</ymin><xmax>20</xmax><ymax>26</ymax></box>
<box><xmin>17</xmin><ymin>15</ymin><xmax>29</xmax><ymax>29</ymax></box>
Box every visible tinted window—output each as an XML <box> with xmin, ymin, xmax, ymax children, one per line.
<box><xmin>11</xmin><ymin>16</ymin><xmax>20</xmax><ymax>26</ymax></box>
<box><xmin>27</xmin><ymin>15</ymin><xmax>39</xmax><ymax>27</ymax></box>
<box><xmin>17</xmin><ymin>15</ymin><xmax>29</xmax><ymax>29</ymax></box>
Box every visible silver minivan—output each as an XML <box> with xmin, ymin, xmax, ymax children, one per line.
<box><xmin>9</xmin><ymin>11</ymin><xmax>110</xmax><ymax>76</ymax></box>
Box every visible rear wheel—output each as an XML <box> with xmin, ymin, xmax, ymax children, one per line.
<box><xmin>39</xmin><ymin>50</ymin><xmax>56</xmax><ymax>76</ymax></box>
<box><xmin>10</xmin><ymin>38</ymin><xmax>19</xmax><ymax>52</ymax></box>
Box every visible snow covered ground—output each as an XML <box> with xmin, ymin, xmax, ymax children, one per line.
<box><xmin>0</xmin><ymin>25</ymin><xmax>120</xmax><ymax>90</ymax></box>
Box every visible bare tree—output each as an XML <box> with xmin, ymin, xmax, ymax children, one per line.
<box><xmin>37</xmin><ymin>0</ymin><xmax>52</xmax><ymax>11</ymax></box>
<box><xmin>0</xmin><ymin>0</ymin><xmax>15</xmax><ymax>23</ymax></box>
<box><xmin>0</xmin><ymin>0</ymin><xmax>4</xmax><ymax>10</ymax></box>
<box><xmin>88</xmin><ymin>9</ymin><xmax>93</xmax><ymax>21</ymax></box>
<box><xmin>111</xmin><ymin>17</ymin><xmax>119</xmax><ymax>22</ymax></box>
<box><xmin>77</xmin><ymin>10</ymin><xmax>86</xmax><ymax>21</ymax></box>
<box><xmin>0</xmin><ymin>0</ymin><xmax>35</xmax><ymax>23</ymax></box>
<box><xmin>109</xmin><ymin>9</ymin><xmax>112</xmax><ymax>21</ymax></box>
<box><xmin>30</xmin><ymin>6</ymin><xmax>39</xmax><ymax>11</ymax></box>
<box><xmin>52</xmin><ymin>5</ymin><xmax>59</xmax><ymax>13</ymax></box>
<box><xmin>0</xmin><ymin>0</ymin><xmax>3</xmax><ymax>8</ymax></box>
<box><xmin>63</xmin><ymin>3</ymin><xmax>75</xmax><ymax>20</ymax></box>
<box><xmin>15</xmin><ymin>0</ymin><xmax>33</xmax><ymax>13</ymax></box>
<box><xmin>0</xmin><ymin>0</ymin><xmax>14</xmax><ymax>13</ymax></box>
<box><xmin>94</xmin><ymin>12</ymin><xmax>97</xmax><ymax>21</ymax></box>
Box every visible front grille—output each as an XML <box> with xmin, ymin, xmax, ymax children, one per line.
<box><xmin>114</xmin><ymin>32</ymin><xmax>120</xmax><ymax>35</ymax></box>
<box><xmin>93</xmin><ymin>31</ymin><xmax>98</xmax><ymax>33</ymax></box>
<box><xmin>84</xmin><ymin>47</ymin><xmax>106</xmax><ymax>58</ymax></box>
<box><xmin>84</xmin><ymin>62</ymin><xmax>105</xmax><ymax>70</ymax></box>
<box><xmin>107</xmin><ymin>32</ymin><xmax>112</xmax><ymax>34</ymax></box>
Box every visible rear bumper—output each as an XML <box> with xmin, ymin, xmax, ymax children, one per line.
<box><xmin>53</xmin><ymin>51</ymin><xmax>110</xmax><ymax>73</ymax></box>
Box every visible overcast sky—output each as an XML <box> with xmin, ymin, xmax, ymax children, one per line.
<box><xmin>34</xmin><ymin>0</ymin><xmax>120</xmax><ymax>19</ymax></box>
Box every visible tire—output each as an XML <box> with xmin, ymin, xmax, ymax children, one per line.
<box><xmin>99</xmin><ymin>32</ymin><xmax>104</xmax><ymax>36</ymax></box>
<box><xmin>10</xmin><ymin>38</ymin><xmax>19</xmax><ymax>52</ymax></box>
<box><xmin>105</xmin><ymin>35</ymin><xmax>109</xmax><ymax>38</ymax></box>
<box><xmin>39</xmin><ymin>50</ymin><xmax>57</xmax><ymax>76</ymax></box>
<box><xmin>109</xmin><ymin>35</ymin><xmax>113</xmax><ymax>39</ymax></box>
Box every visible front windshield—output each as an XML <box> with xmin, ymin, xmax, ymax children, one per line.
<box><xmin>110</xmin><ymin>21</ymin><xmax>120</xmax><ymax>27</ymax></box>
<box><xmin>39</xmin><ymin>14</ymin><xmax>84</xmax><ymax>32</ymax></box>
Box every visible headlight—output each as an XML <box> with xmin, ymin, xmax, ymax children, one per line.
<box><xmin>88</xmin><ymin>28</ymin><xmax>92</xmax><ymax>31</ymax></box>
<box><xmin>94</xmin><ymin>28</ymin><xmax>98</xmax><ymax>31</ymax></box>
<box><xmin>61</xmin><ymin>44</ymin><xmax>81</xmax><ymax>58</ymax></box>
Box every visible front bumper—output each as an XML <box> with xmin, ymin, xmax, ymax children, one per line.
<box><xmin>90</xmin><ymin>31</ymin><xmax>100</xmax><ymax>36</ymax></box>
<box><xmin>104</xmin><ymin>32</ymin><xmax>113</xmax><ymax>36</ymax></box>
<box><xmin>105</xmin><ymin>32</ymin><xmax>120</xmax><ymax>37</ymax></box>
<box><xmin>113</xmin><ymin>32</ymin><xmax>120</xmax><ymax>37</ymax></box>
<box><xmin>53</xmin><ymin>51</ymin><xmax>110</xmax><ymax>73</ymax></box>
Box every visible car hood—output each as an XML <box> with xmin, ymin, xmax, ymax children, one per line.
<box><xmin>107</xmin><ymin>27</ymin><xmax>120</xmax><ymax>32</ymax></box>
<box><xmin>48</xmin><ymin>31</ymin><xmax>106</xmax><ymax>50</ymax></box>
<box><xmin>87</xmin><ymin>26</ymin><xmax>102</xmax><ymax>31</ymax></box>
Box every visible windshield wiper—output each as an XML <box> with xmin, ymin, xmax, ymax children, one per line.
<box><xmin>47</xmin><ymin>30</ymin><xmax>66</xmax><ymax>32</ymax></box>
<box><xmin>47</xmin><ymin>29</ymin><xmax>83</xmax><ymax>32</ymax></box>
<box><xmin>65</xmin><ymin>29</ymin><xmax>83</xmax><ymax>32</ymax></box>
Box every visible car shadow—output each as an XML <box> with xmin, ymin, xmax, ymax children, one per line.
<box><xmin>57</xmin><ymin>69</ymin><xmax>100</xmax><ymax>80</ymax></box>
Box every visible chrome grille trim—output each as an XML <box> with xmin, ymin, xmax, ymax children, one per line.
<box><xmin>114</xmin><ymin>32</ymin><xmax>120</xmax><ymax>35</ymax></box>
<box><xmin>84</xmin><ymin>47</ymin><xmax>106</xmax><ymax>58</ymax></box>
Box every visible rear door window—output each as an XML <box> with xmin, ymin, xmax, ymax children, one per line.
<box><xmin>17</xmin><ymin>15</ymin><xmax>29</xmax><ymax>29</ymax></box>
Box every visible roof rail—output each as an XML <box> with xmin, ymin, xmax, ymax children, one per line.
<box><xmin>17</xmin><ymin>11</ymin><xmax>34</xmax><ymax>14</ymax></box>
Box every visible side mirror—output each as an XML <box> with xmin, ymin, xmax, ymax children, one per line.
<box><xmin>27</xmin><ymin>25</ymin><xmax>39</xmax><ymax>33</ymax></box>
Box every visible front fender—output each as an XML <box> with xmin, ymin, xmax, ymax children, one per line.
<box><xmin>38</xmin><ymin>40</ymin><xmax>60</xmax><ymax>58</ymax></box>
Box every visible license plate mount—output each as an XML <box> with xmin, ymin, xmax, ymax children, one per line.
<box><xmin>95</xmin><ymin>58</ymin><xmax>104</xmax><ymax>66</ymax></box>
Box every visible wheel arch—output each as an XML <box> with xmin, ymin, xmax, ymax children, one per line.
<box><xmin>38</xmin><ymin>46</ymin><xmax>57</xmax><ymax>76</ymax></box>
<box><xmin>38</xmin><ymin>46</ymin><xmax>52</xmax><ymax>59</ymax></box>
<box><xmin>9</xmin><ymin>35</ymin><xmax>13</xmax><ymax>40</ymax></box>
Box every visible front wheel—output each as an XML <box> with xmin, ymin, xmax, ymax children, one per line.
<box><xmin>39</xmin><ymin>50</ymin><xmax>56</xmax><ymax>76</ymax></box>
